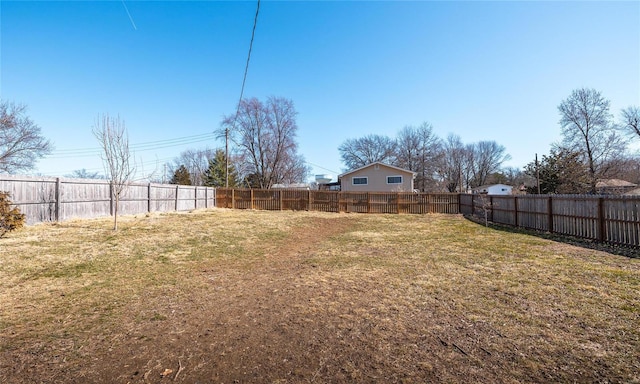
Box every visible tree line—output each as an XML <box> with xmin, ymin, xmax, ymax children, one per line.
<box><xmin>166</xmin><ymin>96</ymin><xmax>308</xmax><ymax>189</ymax></box>
<box><xmin>524</xmin><ymin>88</ymin><xmax>640</xmax><ymax>194</ymax></box>
<box><xmin>338</xmin><ymin>126</ymin><xmax>513</xmax><ymax>192</ymax></box>
<box><xmin>2</xmin><ymin>89</ymin><xmax>639</xmax><ymax>196</ymax></box>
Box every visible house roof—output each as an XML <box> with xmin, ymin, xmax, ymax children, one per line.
<box><xmin>596</xmin><ymin>179</ymin><xmax>638</xmax><ymax>188</ymax></box>
<box><xmin>338</xmin><ymin>162</ymin><xmax>416</xmax><ymax>179</ymax></box>
<box><xmin>623</xmin><ymin>187</ymin><xmax>640</xmax><ymax>196</ymax></box>
<box><xmin>472</xmin><ymin>183</ymin><xmax>513</xmax><ymax>190</ymax></box>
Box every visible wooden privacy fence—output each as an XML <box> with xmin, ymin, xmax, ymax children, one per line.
<box><xmin>215</xmin><ymin>188</ymin><xmax>460</xmax><ymax>214</ymax></box>
<box><xmin>460</xmin><ymin>194</ymin><xmax>640</xmax><ymax>247</ymax></box>
<box><xmin>0</xmin><ymin>175</ymin><xmax>216</xmax><ymax>224</ymax></box>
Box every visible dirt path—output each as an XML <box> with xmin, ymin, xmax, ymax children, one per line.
<box><xmin>82</xmin><ymin>217</ymin><xmax>514</xmax><ymax>383</ymax></box>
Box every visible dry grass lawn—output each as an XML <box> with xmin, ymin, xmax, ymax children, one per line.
<box><xmin>0</xmin><ymin>208</ymin><xmax>639</xmax><ymax>383</ymax></box>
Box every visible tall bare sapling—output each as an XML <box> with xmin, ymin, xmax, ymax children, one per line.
<box><xmin>93</xmin><ymin>114</ymin><xmax>135</xmax><ymax>230</ymax></box>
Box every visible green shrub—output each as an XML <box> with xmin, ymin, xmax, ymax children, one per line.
<box><xmin>0</xmin><ymin>191</ymin><xmax>25</xmax><ymax>238</ymax></box>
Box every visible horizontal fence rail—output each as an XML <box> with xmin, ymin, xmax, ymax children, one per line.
<box><xmin>215</xmin><ymin>188</ymin><xmax>460</xmax><ymax>215</ymax></box>
<box><xmin>460</xmin><ymin>194</ymin><xmax>640</xmax><ymax>247</ymax></box>
<box><xmin>0</xmin><ymin>175</ymin><xmax>215</xmax><ymax>224</ymax></box>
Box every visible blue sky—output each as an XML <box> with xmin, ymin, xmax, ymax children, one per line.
<box><xmin>1</xmin><ymin>0</ymin><xmax>639</xmax><ymax>182</ymax></box>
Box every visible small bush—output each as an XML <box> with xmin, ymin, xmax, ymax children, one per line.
<box><xmin>0</xmin><ymin>191</ymin><xmax>25</xmax><ymax>238</ymax></box>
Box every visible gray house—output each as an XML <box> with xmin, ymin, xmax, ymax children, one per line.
<box><xmin>339</xmin><ymin>162</ymin><xmax>415</xmax><ymax>192</ymax></box>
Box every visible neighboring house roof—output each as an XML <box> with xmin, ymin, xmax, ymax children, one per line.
<box><xmin>338</xmin><ymin>162</ymin><xmax>416</xmax><ymax>179</ymax></box>
<box><xmin>472</xmin><ymin>183</ymin><xmax>513</xmax><ymax>191</ymax></box>
<box><xmin>596</xmin><ymin>179</ymin><xmax>638</xmax><ymax>188</ymax></box>
<box><xmin>623</xmin><ymin>187</ymin><xmax>640</xmax><ymax>196</ymax></box>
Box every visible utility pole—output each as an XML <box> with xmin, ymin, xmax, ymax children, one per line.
<box><xmin>225</xmin><ymin>127</ymin><xmax>229</xmax><ymax>188</ymax></box>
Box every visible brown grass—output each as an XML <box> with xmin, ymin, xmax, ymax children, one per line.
<box><xmin>0</xmin><ymin>208</ymin><xmax>638</xmax><ymax>383</ymax></box>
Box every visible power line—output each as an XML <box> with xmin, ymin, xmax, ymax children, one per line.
<box><xmin>47</xmin><ymin>133</ymin><xmax>216</xmax><ymax>158</ymax></box>
<box><xmin>305</xmin><ymin>162</ymin><xmax>339</xmax><ymax>175</ymax></box>
<box><xmin>38</xmin><ymin>155</ymin><xmax>177</xmax><ymax>177</ymax></box>
<box><xmin>237</xmin><ymin>0</ymin><xmax>260</xmax><ymax>108</ymax></box>
<box><xmin>226</xmin><ymin>0</ymin><xmax>260</xmax><ymax>187</ymax></box>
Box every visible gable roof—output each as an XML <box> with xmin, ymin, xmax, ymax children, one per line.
<box><xmin>596</xmin><ymin>179</ymin><xmax>637</xmax><ymax>188</ymax></box>
<box><xmin>338</xmin><ymin>162</ymin><xmax>416</xmax><ymax>178</ymax></box>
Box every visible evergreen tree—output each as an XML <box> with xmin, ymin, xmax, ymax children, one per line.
<box><xmin>170</xmin><ymin>165</ymin><xmax>192</xmax><ymax>185</ymax></box>
<box><xmin>524</xmin><ymin>148</ymin><xmax>589</xmax><ymax>194</ymax></box>
<box><xmin>203</xmin><ymin>149</ymin><xmax>239</xmax><ymax>187</ymax></box>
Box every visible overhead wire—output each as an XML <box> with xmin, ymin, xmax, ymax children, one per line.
<box><xmin>41</xmin><ymin>1</ymin><xmax>262</xmax><ymax>178</ymax></box>
<box><xmin>46</xmin><ymin>133</ymin><xmax>216</xmax><ymax>158</ymax></box>
<box><xmin>224</xmin><ymin>0</ymin><xmax>260</xmax><ymax>187</ymax></box>
<box><xmin>235</xmin><ymin>0</ymin><xmax>260</xmax><ymax>113</ymax></box>
<box><xmin>305</xmin><ymin>162</ymin><xmax>339</xmax><ymax>175</ymax></box>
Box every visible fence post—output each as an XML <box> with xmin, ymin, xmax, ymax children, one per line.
<box><xmin>250</xmin><ymin>189</ymin><xmax>254</xmax><ymax>210</ymax></box>
<box><xmin>470</xmin><ymin>194</ymin><xmax>475</xmax><ymax>216</ymax></box>
<box><xmin>308</xmin><ymin>190</ymin><xmax>311</xmax><ymax>211</ymax></box>
<box><xmin>194</xmin><ymin>186</ymin><xmax>198</xmax><ymax>210</ymax></box>
<box><xmin>231</xmin><ymin>189</ymin><xmax>235</xmax><ymax>209</ymax></box>
<box><xmin>279</xmin><ymin>190</ymin><xmax>283</xmax><ymax>211</ymax></box>
<box><xmin>55</xmin><ymin>177</ymin><xmax>61</xmax><ymax>222</ymax></box>
<box><xmin>205</xmin><ymin>187</ymin><xmax>208</xmax><ymax>208</ymax></box>
<box><xmin>597</xmin><ymin>197</ymin><xmax>605</xmax><ymax>242</ymax></box>
<box><xmin>367</xmin><ymin>192</ymin><xmax>371</xmax><ymax>213</ymax></box>
<box><xmin>175</xmin><ymin>185</ymin><xmax>179</xmax><ymax>211</ymax></box>
<box><xmin>147</xmin><ymin>182</ymin><xmax>152</xmax><ymax>213</ymax></box>
<box><xmin>547</xmin><ymin>196</ymin><xmax>553</xmax><ymax>233</ymax></box>
<box><xmin>513</xmin><ymin>195</ymin><xmax>518</xmax><ymax>227</ymax></box>
<box><xmin>489</xmin><ymin>195</ymin><xmax>494</xmax><ymax>222</ymax></box>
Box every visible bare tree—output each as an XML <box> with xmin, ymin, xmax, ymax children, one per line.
<box><xmin>558</xmin><ymin>88</ymin><xmax>626</xmax><ymax>193</ymax></box>
<box><xmin>166</xmin><ymin>148</ymin><xmax>216</xmax><ymax>186</ymax></box>
<box><xmin>66</xmin><ymin>169</ymin><xmax>104</xmax><ymax>179</ymax></box>
<box><xmin>500</xmin><ymin>166</ymin><xmax>534</xmax><ymax>190</ymax></box>
<box><xmin>619</xmin><ymin>106</ymin><xmax>640</xmax><ymax>139</ymax></box>
<box><xmin>222</xmin><ymin>96</ymin><xmax>309</xmax><ymax>189</ymax></box>
<box><xmin>339</xmin><ymin>134</ymin><xmax>397</xmax><ymax>171</ymax></box>
<box><xmin>93</xmin><ymin>114</ymin><xmax>135</xmax><ymax>230</ymax></box>
<box><xmin>467</xmin><ymin>141</ymin><xmax>511</xmax><ymax>188</ymax></box>
<box><xmin>437</xmin><ymin>134</ymin><xmax>467</xmax><ymax>192</ymax></box>
<box><xmin>394</xmin><ymin>122</ymin><xmax>443</xmax><ymax>192</ymax></box>
<box><xmin>0</xmin><ymin>101</ymin><xmax>53</xmax><ymax>173</ymax></box>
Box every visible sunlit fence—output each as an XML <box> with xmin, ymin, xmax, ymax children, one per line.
<box><xmin>0</xmin><ymin>175</ymin><xmax>215</xmax><ymax>224</ymax></box>
<box><xmin>460</xmin><ymin>194</ymin><xmax>640</xmax><ymax>247</ymax></box>
<box><xmin>215</xmin><ymin>188</ymin><xmax>460</xmax><ymax>214</ymax></box>
<box><xmin>4</xmin><ymin>174</ymin><xmax>639</xmax><ymax>248</ymax></box>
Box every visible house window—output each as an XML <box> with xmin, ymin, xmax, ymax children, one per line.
<box><xmin>387</xmin><ymin>175</ymin><xmax>403</xmax><ymax>184</ymax></box>
<box><xmin>352</xmin><ymin>177</ymin><xmax>368</xmax><ymax>185</ymax></box>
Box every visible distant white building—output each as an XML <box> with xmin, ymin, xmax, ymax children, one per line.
<box><xmin>472</xmin><ymin>184</ymin><xmax>513</xmax><ymax>195</ymax></box>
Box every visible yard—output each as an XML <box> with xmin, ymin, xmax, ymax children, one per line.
<box><xmin>0</xmin><ymin>209</ymin><xmax>638</xmax><ymax>383</ymax></box>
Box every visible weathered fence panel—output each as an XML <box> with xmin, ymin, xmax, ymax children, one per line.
<box><xmin>309</xmin><ymin>191</ymin><xmax>339</xmax><ymax>212</ymax></box>
<box><xmin>0</xmin><ymin>175</ymin><xmax>215</xmax><ymax>224</ymax></box>
<box><xmin>460</xmin><ymin>193</ymin><xmax>640</xmax><ymax>247</ymax></box>
<box><xmin>215</xmin><ymin>188</ymin><xmax>460</xmax><ymax>215</ymax></box>
<box><xmin>59</xmin><ymin>178</ymin><xmax>111</xmax><ymax>221</ymax></box>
